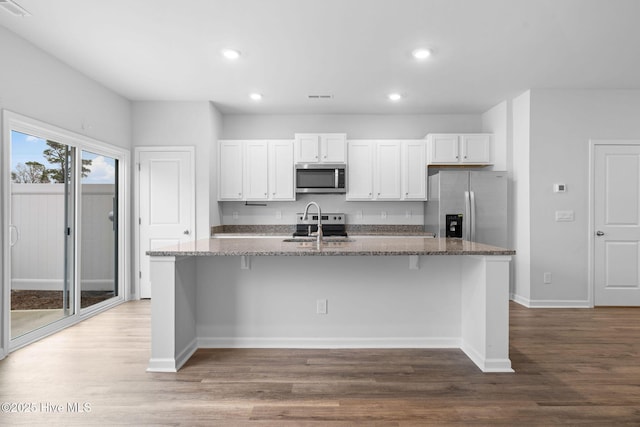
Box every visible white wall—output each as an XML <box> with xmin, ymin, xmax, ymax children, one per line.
<box><xmin>219</xmin><ymin>113</ymin><xmax>483</xmax><ymax>226</ymax></box>
<box><xmin>526</xmin><ymin>89</ymin><xmax>640</xmax><ymax>306</ymax></box>
<box><xmin>511</xmin><ymin>91</ymin><xmax>531</xmax><ymax>304</ymax></box>
<box><xmin>0</xmin><ymin>26</ymin><xmax>131</xmax><ymax>148</ymax></box>
<box><xmin>221</xmin><ymin>113</ymin><xmax>482</xmax><ymax>139</ymax></box>
<box><xmin>481</xmin><ymin>101</ymin><xmax>508</xmax><ymax>171</ymax></box>
<box><xmin>132</xmin><ymin>101</ymin><xmax>223</xmax><ymax>239</ymax></box>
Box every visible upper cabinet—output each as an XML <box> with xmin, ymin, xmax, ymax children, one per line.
<box><xmin>219</xmin><ymin>140</ymin><xmax>244</xmax><ymax>200</ymax></box>
<box><xmin>295</xmin><ymin>133</ymin><xmax>346</xmax><ymax>163</ymax></box>
<box><xmin>218</xmin><ymin>140</ymin><xmax>295</xmax><ymax>201</ymax></box>
<box><xmin>347</xmin><ymin>140</ymin><xmax>426</xmax><ymax>201</ymax></box>
<box><xmin>427</xmin><ymin>133</ymin><xmax>492</xmax><ymax>165</ymax></box>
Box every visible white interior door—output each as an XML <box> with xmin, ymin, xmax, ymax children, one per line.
<box><xmin>594</xmin><ymin>143</ymin><xmax>640</xmax><ymax>306</ymax></box>
<box><xmin>138</xmin><ymin>149</ymin><xmax>194</xmax><ymax>299</ymax></box>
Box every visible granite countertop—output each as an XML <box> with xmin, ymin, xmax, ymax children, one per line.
<box><xmin>147</xmin><ymin>236</ymin><xmax>515</xmax><ymax>257</ymax></box>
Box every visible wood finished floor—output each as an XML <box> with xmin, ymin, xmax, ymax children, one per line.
<box><xmin>1</xmin><ymin>301</ymin><xmax>639</xmax><ymax>426</ymax></box>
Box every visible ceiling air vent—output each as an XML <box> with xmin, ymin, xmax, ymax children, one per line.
<box><xmin>0</xmin><ymin>0</ymin><xmax>31</xmax><ymax>17</ymax></box>
<box><xmin>308</xmin><ymin>95</ymin><xmax>334</xmax><ymax>99</ymax></box>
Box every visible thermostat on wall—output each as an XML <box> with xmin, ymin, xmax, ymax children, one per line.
<box><xmin>554</xmin><ymin>183</ymin><xmax>567</xmax><ymax>193</ymax></box>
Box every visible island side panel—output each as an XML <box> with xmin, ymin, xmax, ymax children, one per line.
<box><xmin>147</xmin><ymin>256</ymin><xmax>197</xmax><ymax>372</ymax></box>
<box><xmin>460</xmin><ymin>255</ymin><xmax>513</xmax><ymax>373</ymax></box>
<box><xmin>195</xmin><ymin>255</ymin><xmax>463</xmax><ymax>348</ymax></box>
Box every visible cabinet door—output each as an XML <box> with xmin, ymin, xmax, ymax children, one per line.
<box><xmin>268</xmin><ymin>140</ymin><xmax>295</xmax><ymax>201</ymax></box>
<box><xmin>402</xmin><ymin>140</ymin><xmax>426</xmax><ymax>200</ymax></box>
<box><xmin>461</xmin><ymin>134</ymin><xmax>491</xmax><ymax>163</ymax></box>
<box><xmin>295</xmin><ymin>134</ymin><xmax>320</xmax><ymax>163</ymax></box>
<box><xmin>219</xmin><ymin>140</ymin><xmax>244</xmax><ymax>200</ymax></box>
<box><xmin>321</xmin><ymin>134</ymin><xmax>346</xmax><ymax>163</ymax></box>
<box><xmin>430</xmin><ymin>134</ymin><xmax>460</xmax><ymax>164</ymax></box>
<box><xmin>375</xmin><ymin>141</ymin><xmax>402</xmax><ymax>200</ymax></box>
<box><xmin>346</xmin><ymin>141</ymin><xmax>374</xmax><ymax>200</ymax></box>
<box><xmin>244</xmin><ymin>141</ymin><xmax>269</xmax><ymax>200</ymax></box>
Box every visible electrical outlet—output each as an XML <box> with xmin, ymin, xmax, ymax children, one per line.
<box><xmin>357</xmin><ymin>210</ymin><xmax>363</xmax><ymax>220</ymax></box>
<box><xmin>405</xmin><ymin>210</ymin><xmax>412</xmax><ymax>219</ymax></box>
<box><xmin>381</xmin><ymin>211</ymin><xmax>387</xmax><ymax>220</ymax></box>
<box><xmin>233</xmin><ymin>212</ymin><xmax>239</xmax><ymax>220</ymax></box>
<box><xmin>316</xmin><ymin>299</ymin><xmax>328</xmax><ymax>315</ymax></box>
<box><xmin>276</xmin><ymin>210</ymin><xmax>282</xmax><ymax>219</ymax></box>
<box><xmin>543</xmin><ymin>272</ymin><xmax>552</xmax><ymax>284</ymax></box>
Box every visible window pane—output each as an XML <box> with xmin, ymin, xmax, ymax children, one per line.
<box><xmin>80</xmin><ymin>150</ymin><xmax>118</xmax><ymax>309</ymax></box>
<box><xmin>10</xmin><ymin>131</ymin><xmax>75</xmax><ymax>339</ymax></box>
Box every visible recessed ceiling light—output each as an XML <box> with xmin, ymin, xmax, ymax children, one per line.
<box><xmin>249</xmin><ymin>93</ymin><xmax>263</xmax><ymax>101</ymax></box>
<box><xmin>388</xmin><ymin>93</ymin><xmax>402</xmax><ymax>102</ymax></box>
<box><xmin>412</xmin><ymin>48</ymin><xmax>432</xmax><ymax>60</ymax></box>
<box><xmin>221</xmin><ymin>48</ymin><xmax>241</xmax><ymax>60</ymax></box>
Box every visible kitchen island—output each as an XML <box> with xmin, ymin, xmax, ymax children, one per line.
<box><xmin>147</xmin><ymin>236</ymin><xmax>515</xmax><ymax>373</ymax></box>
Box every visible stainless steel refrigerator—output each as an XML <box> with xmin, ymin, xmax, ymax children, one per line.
<box><xmin>424</xmin><ymin>170</ymin><xmax>508</xmax><ymax>248</ymax></box>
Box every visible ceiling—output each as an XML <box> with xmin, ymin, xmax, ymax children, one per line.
<box><xmin>1</xmin><ymin>0</ymin><xmax>640</xmax><ymax>114</ymax></box>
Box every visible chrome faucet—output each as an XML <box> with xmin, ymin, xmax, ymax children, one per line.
<box><xmin>302</xmin><ymin>201</ymin><xmax>323</xmax><ymax>248</ymax></box>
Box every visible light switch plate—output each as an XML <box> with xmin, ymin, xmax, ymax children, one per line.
<box><xmin>555</xmin><ymin>210</ymin><xmax>575</xmax><ymax>222</ymax></box>
<box><xmin>554</xmin><ymin>183</ymin><xmax>567</xmax><ymax>193</ymax></box>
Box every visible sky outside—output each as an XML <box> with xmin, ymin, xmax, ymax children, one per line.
<box><xmin>11</xmin><ymin>130</ymin><xmax>116</xmax><ymax>184</ymax></box>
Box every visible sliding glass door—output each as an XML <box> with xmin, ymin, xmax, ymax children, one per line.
<box><xmin>9</xmin><ymin>131</ymin><xmax>76</xmax><ymax>339</ymax></box>
<box><xmin>4</xmin><ymin>111</ymin><xmax>127</xmax><ymax>351</ymax></box>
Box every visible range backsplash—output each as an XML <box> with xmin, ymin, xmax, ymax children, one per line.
<box><xmin>218</xmin><ymin>194</ymin><xmax>425</xmax><ymax>226</ymax></box>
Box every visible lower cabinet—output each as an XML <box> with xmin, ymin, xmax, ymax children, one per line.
<box><xmin>347</xmin><ymin>140</ymin><xmax>426</xmax><ymax>201</ymax></box>
<box><xmin>218</xmin><ymin>140</ymin><xmax>294</xmax><ymax>201</ymax></box>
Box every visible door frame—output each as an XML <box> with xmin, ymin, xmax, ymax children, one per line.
<box><xmin>134</xmin><ymin>146</ymin><xmax>195</xmax><ymax>300</ymax></box>
<box><xmin>588</xmin><ymin>139</ymin><xmax>640</xmax><ymax>307</ymax></box>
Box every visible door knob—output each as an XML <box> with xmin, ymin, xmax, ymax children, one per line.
<box><xmin>596</xmin><ymin>231</ymin><xmax>605</xmax><ymax>236</ymax></box>
<box><xmin>184</xmin><ymin>230</ymin><xmax>190</xmax><ymax>235</ymax></box>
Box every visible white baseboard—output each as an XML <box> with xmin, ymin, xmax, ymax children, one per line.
<box><xmin>197</xmin><ymin>336</ymin><xmax>461</xmax><ymax>349</ymax></box>
<box><xmin>460</xmin><ymin>342</ymin><xmax>514</xmax><ymax>373</ymax></box>
<box><xmin>510</xmin><ymin>294</ymin><xmax>591</xmax><ymax>308</ymax></box>
<box><xmin>147</xmin><ymin>338</ymin><xmax>198</xmax><ymax>372</ymax></box>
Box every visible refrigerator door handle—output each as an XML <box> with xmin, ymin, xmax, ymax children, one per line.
<box><xmin>464</xmin><ymin>191</ymin><xmax>471</xmax><ymax>241</ymax></box>
<box><xmin>470</xmin><ymin>191</ymin><xmax>476</xmax><ymax>242</ymax></box>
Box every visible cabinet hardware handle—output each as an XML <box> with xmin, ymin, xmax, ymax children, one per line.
<box><xmin>183</xmin><ymin>230</ymin><xmax>190</xmax><ymax>235</ymax></box>
<box><xmin>596</xmin><ymin>231</ymin><xmax>605</xmax><ymax>236</ymax></box>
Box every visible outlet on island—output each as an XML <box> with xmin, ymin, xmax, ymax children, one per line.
<box><xmin>316</xmin><ymin>299</ymin><xmax>328</xmax><ymax>315</ymax></box>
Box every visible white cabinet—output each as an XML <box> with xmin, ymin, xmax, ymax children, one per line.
<box><xmin>375</xmin><ymin>141</ymin><xmax>402</xmax><ymax>200</ymax></box>
<box><xmin>346</xmin><ymin>141</ymin><xmax>375</xmax><ymax>200</ymax></box>
<box><xmin>427</xmin><ymin>133</ymin><xmax>492</xmax><ymax>164</ymax></box>
<box><xmin>218</xmin><ymin>140</ymin><xmax>294</xmax><ymax>201</ymax></box>
<box><xmin>244</xmin><ymin>141</ymin><xmax>269</xmax><ymax>200</ymax></box>
<box><xmin>218</xmin><ymin>140</ymin><xmax>244</xmax><ymax>200</ymax></box>
<box><xmin>402</xmin><ymin>140</ymin><xmax>427</xmax><ymax>200</ymax></box>
<box><xmin>347</xmin><ymin>140</ymin><xmax>426</xmax><ymax>201</ymax></box>
<box><xmin>295</xmin><ymin>133</ymin><xmax>346</xmax><ymax>163</ymax></box>
<box><xmin>268</xmin><ymin>140</ymin><xmax>295</xmax><ymax>200</ymax></box>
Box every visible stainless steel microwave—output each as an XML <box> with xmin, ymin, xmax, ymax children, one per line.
<box><xmin>295</xmin><ymin>163</ymin><xmax>346</xmax><ymax>193</ymax></box>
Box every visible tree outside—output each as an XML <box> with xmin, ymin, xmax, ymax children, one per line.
<box><xmin>11</xmin><ymin>140</ymin><xmax>92</xmax><ymax>184</ymax></box>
